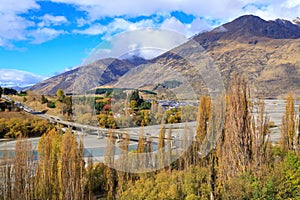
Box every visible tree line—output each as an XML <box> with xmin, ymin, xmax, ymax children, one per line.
<box><xmin>1</xmin><ymin>76</ymin><xmax>300</xmax><ymax>199</ymax></box>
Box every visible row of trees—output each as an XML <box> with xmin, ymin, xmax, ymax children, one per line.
<box><xmin>0</xmin><ymin>117</ymin><xmax>51</xmax><ymax>138</ymax></box>
<box><xmin>115</xmin><ymin>76</ymin><xmax>300</xmax><ymax>199</ymax></box>
<box><xmin>1</xmin><ymin>77</ymin><xmax>300</xmax><ymax>199</ymax></box>
<box><xmin>0</xmin><ymin>129</ymin><xmax>94</xmax><ymax>199</ymax></box>
<box><xmin>0</xmin><ymin>87</ymin><xmax>18</xmax><ymax>97</ymax></box>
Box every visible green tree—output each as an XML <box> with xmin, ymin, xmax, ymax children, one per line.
<box><xmin>41</xmin><ymin>95</ymin><xmax>48</xmax><ymax>104</ymax></box>
<box><xmin>47</xmin><ymin>101</ymin><xmax>56</xmax><ymax>108</ymax></box>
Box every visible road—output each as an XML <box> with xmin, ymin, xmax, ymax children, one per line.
<box><xmin>1</xmin><ymin>96</ymin><xmax>291</xmax><ymax>162</ymax></box>
<box><xmin>0</xmin><ymin>95</ymin><xmax>198</xmax><ymax>162</ymax></box>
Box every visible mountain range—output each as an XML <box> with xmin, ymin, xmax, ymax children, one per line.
<box><xmin>29</xmin><ymin>15</ymin><xmax>300</xmax><ymax>98</ymax></box>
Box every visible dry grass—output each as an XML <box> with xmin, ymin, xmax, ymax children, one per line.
<box><xmin>10</xmin><ymin>94</ymin><xmax>63</xmax><ymax>118</ymax></box>
<box><xmin>0</xmin><ymin>111</ymin><xmax>34</xmax><ymax>120</ymax></box>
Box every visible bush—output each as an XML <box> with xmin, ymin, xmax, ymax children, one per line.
<box><xmin>41</xmin><ymin>95</ymin><xmax>48</xmax><ymax>104</ymax></box>
<box><xmin>47</xmin><ymin>101</ymin><xmax>56</xmax><ymax>108</ymax></box>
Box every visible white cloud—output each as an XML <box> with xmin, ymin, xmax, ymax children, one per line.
<box><xmin>29</xmin><ymin>28</ymin><xmax>67</xmax><ymax>44</ymax></box>
<box><xmin>0</xmin><ymin>0</ymin><xmax>39</xmax><ymax>14</ymax></box>
<box><xmin>284</xmin><ymin>0</ymin><xmax>300</xmax><ymax>8</ymax></box>
<box><xmin>0</xmin><ymin>1</ymin><xmax>68</xmax><ymax>47</ymax></box>
<box><xmin>0</xmin><ymin>0</ymin><xmax>299</xmax><ymax>48</ymax></box>
<box><xmin>50</xmin><ymin>0</ymin><xmax>299</xmax><ymax>22</ymax></box>
<box><xmin>76</xmin><ymin>17</ymin><xmax>91</xmax><ymax>27</ymax></box>
<box><xmin>82</xmin><ymin>28</ymin><xmax>188</xmax><ymax>64</ymax></box>
<box><xmin>240</xmin><ymin>0</ymin><xmax>300</xmax><ymax>21</ymax></box>
<box><xmin>38</xmin><ymin>14</ymin><xmax>68</xmax><ymax>27</ymax></box>
<box><xmin>73</xmin><ymin>24</ymin><xmax>107</xmax><ymax>35</ymax></box>
<box><xmin>73</xmin><ymin>18</ymin><xmax>155</xmax><ymax>36</ymax></box>
<box><xmin>0</xmin><ymin>0</ymin><xmax>39</xmax><ymax>47</ymax></box>
<box><xmin>0</xmin><ymin>69</ymin><xmax>46</xmax><ymax>87</ymax></box>
<box><xmin>161</xmin><ymin>17</ymin><xmax>187</xmax><ymax>34</ymax></box>
<box><xmin>161</xmin><ymin>17</ymin><xmax>212</xmax><ymax>37</ymax></box>
<box><xmin>74</xmin><ymin>16</ymin><xmax>212</xmax><ymax>42</ymax></box>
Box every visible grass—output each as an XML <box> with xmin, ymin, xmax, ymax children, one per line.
<box><xmin>0</xmin><ymin>111</ymin><xmax>33</xmax><ymax>120</ymax></box>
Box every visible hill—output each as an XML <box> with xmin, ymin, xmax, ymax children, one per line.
<box><xmin>114</xmin><ymin>15</ymin><xmax>300</xmax><ymax>98</ymax></box>
<box><xmin>28</xmin><ymin>58</ymin><xmax>139</xmax><ymax>95</ymax></box>
<box><xmin>30</xmin><ymin>15</ymin><xmax>300</xmax><ymax>98</ymax></box>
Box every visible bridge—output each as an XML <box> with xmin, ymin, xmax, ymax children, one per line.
<box><xmin>1</xmin><ymin>95</ymin><xmax>198</xmax><ymax>156</ymax></box>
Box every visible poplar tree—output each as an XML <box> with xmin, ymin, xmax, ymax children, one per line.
<box><xmin>61</xmin><ymin>132</ymin><xmax>85</xmax><ymax>200</ymax></box>
<box><xmin>158</xmin><ymin>125</ymin><xmax>166</xmax><ymax>169</ymax></box>
<box><xmin>217</xmin><ymin>76</ymin><xmax>253</xmax><ymax>183</ymax></box>
<box><xmin>297</xmin><ymin>105</ymin><xmax>300</xmax><ymax>154</ymax></box>
<box><xmin>13</xmin><ymin>139</ymin><xmax>36</xmax><ymax>200</ymax></box>
<box><xmin>117</xmin><ymin>133</ymin><xmax>130</xmax><ymax>194</ymax></box>
<box><xmin>36</xmin><ymin>128</ymin><xmax>62</xmax><ymax>199</ymax></box>
<box><xmin>104</xmin><ymin>131</ymin><xmax>117</xmax><ymax>199</ymax></box>
<box><xmin>196</xmin><ymin>96</ymin><xmax>212</xmax><ymax>166</ymax></box>
<box><xmin>166</xmin><ymin>127</ymin><xmax>173</xmax><ymax>172</ymax></box>
<box><xmin>281</xmin><ymin>92</ymin><xmax>296</xmax><ymax>152</ymax></box>
<box><xmin>137</xmin><ymin>127</ymin><xmax>146</xmax><ymax>169</ymax></box>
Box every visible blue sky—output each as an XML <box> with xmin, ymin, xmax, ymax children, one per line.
<box><xmin>0</xmin><ymin>0</ymin><xmax>299</xmax><ymax>87</ymax></box>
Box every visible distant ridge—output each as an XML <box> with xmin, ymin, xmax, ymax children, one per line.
<box><xmin>30</xmin><ymin>15</ymin><xmax>300</xmax><ymax>98</ymax></box>
<box><xmin>116</xmin><ymin>15</ymin><xmax>300</xmax><ymax>98</ymax></box>
<box><xmin>28</xmin><ymin>58</ymin><xmax>137</xmax><ymax>95</ymax></box>
<box><xmin>193</xmin><ymin>15</ymin><xmax>300</xmax><ymax>49</ymax></box>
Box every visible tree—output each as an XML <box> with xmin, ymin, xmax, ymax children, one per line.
<box><xmin>281</xmin><ymin>92</ymin><xmax>296</xmax><ymax>152</ymax></box>
<box><xmin>217</xmin><ymin>76</ymin><xmax>253</xmax><ymax>181</ymax></box>
<box><xmin>297</xmin><ymin>105</ymin><xmax>300</xmax><ymax>154</ymax></box>
<box><xmin>86</xmin><ymin>155</ymin><xmax>94</xmax><ymax>200</ymax></box>
<box><xmin>0</xmin><ymin>138</ymin><xmax>37</xmax><ymax>199</ymax></box>
<box><xmin>104</xmin><ymin>130</ymin><xmax>116</xmax><ymax>167</ymax></box>
<box><xmin>56</xmin><ymin>89</ymin><xmax>65</xmax><ymax>102</ymax></box>
<box><xmin>36</xmin><ymin>128</ymin><xmax>62</xmax><ymax>199</ymax></box>
<box><xmin>13</xmin><ymin>138</ymin><xmax>36</xmax><ymax>200</ymax></box>
<box><xmin>3</xmin><ymin>88</ymin><xmax>17</xmax><ymax>95</ymax></box>
<box><xmin>118</xmin><ymin>166</ymin><xmax>210</xmax><ymax>200</ymax></box>
<box><xmin>41</xmin><ymin>95</ymin><xmax>48</xmax><ymax>104</ymax></box>
<box><xmin>195</xmin><ymin>96</ymin><xmax>212</xmax><ymax>166</ymax></box>
<box><xmin>0</xmin><ymin>86</ymin><xmax>2</xmax><ymax>98</ymax></box>
<box><xmin>61</xmin><ymin>131</ymin><xmax>85</xmax><ymax>200</ymax></box>
<box><xmin>137</xmin><ymin>127</ymin><xmax>146</xmax><ymax>169</ymax></box>
<box><xmin>129</xmin><ymin>89</ymin><xmax>146</xmax><ymax>110</ymax></box>
<box><xmin>47</xmin><ymin>101</ymin><xmax>56</xmax><ymax>108</ymax></box>
<box><xmin>158</xmin><ymin>125</ymin><xmax>166</xmax><ymax>168</ymax></box>
<box><xmin>216</xmin><ymin>76</ymin><xmax>271</xmax><ymax>198</ymax></box>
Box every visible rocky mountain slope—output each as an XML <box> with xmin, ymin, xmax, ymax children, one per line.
<box><xmin>29</xmin><ymin>58</ymin><xmax>141</xmax><ymax>95</ymax></box>
<box><xmin>114</xmin><ymin>15</ymin><xmax>300</xmax><ymax>98</ymax></box>
<box><xmin>30</xmin><ymin>15</ymin><xmax>300</xmax><ymax>98</ymax></box>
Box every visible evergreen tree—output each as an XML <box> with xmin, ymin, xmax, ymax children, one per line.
<box><xmin>41</xmin><ymin>95</ymin><xmax>48</xmax><ymax>104</ymax></box>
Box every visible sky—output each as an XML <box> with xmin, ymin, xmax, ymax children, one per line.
<box><xmin>0</xmin><ymin>0</ymin><xmax>299</xmax><ymax>87</ymax></box>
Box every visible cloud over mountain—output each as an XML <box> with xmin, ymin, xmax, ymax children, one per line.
<box><xmin>0</xmin><ymin>69</ymin><xmax>46</xmax><ymax>88</ymax></box>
